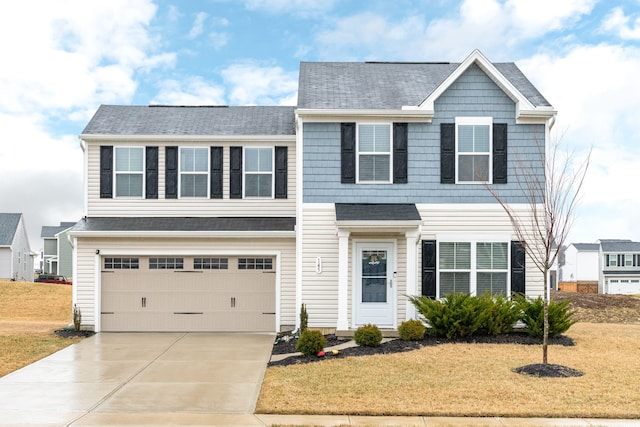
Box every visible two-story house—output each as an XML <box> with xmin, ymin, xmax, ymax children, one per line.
<box><xmin>70</xmin><ymin>49</ymin><xmax>555</xmax><ymax>333</ymax></box>
<box><xmin>41</xmin><ymin>222</ymin><xmax>76</xmax><ymax>277</ymax></box>
<box><xmin>598</xmin><ymin>239</ymin><xmax>640</xmax><ymax>294</ymax></box>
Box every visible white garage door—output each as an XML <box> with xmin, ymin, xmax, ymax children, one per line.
<box><xmin>607</xmin><ymin>278</ymin><xmax>640</xmax><ymax>295</ymax></box>
<box><xmin>101</xmin><ymin>256</ymin><xmax>276</xmax><ymax>332</ymax></box>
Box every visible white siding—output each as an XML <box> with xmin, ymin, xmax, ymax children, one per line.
<box><xmin>74</xmin><ymin>237</ymin><xmax>296</xmax><ymax>330</ymax></box>
<box><xmin>0</xmin><ymin>248</ymin><xmax>11</xmax><ymax>279</ymax></box>
<box><xmin>301</xmin><ymin>204</ymin><xmax>409</xmax><ymax>328</ymax></box>
<box><xmin>86</xmin><ymin>140</ymin><xmax>296</xmax><ymax>217</ymax></box>
<box><xmin>417</xmin><ymin>203</ymin><xmax>545</xmax><ymax>298</ymax></box>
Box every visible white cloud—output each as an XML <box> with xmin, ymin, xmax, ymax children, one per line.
<box><xmin>519</xmin><ymin>44</ymin><xmax>640</xmax><ymax>242</ymax></box>
<box><xmin>314</xmin><ymin>0</ymin><xmax>596</xmax><ymax>61</ymax></box>
<box><xmin>189</xmin><ymin>12</ymin><xmax>208</xmax><ymax>38</ymax></box>
<box><xmin>601</xmin><ymin>7</ymin><xmax>640</xmax><ymax>40</ymax></box>
<box><xmin>220</xmin><ymin>63</ymin><xmax>298</xmax><ymax>105</ymax></box>
<box><xmin>242</xmin><ymin>0</ymin><xmax>337</xmax><ymax>17</ymax></box>
<box><xmin>152</xmin><ymin>77</ymin><xmax>226</xmax><ymax>105</ymax></box>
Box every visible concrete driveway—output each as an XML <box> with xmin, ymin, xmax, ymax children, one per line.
<box><xmin>0</xmin><ymin>332</ymin><xmax>274</xmax><ymax>426</ymax></box>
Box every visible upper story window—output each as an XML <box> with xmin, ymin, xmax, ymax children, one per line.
<box><xmin>357</xmin><ymin>124</ymin><xmax>391</xmax><ymax>183</ymax></box>
<box><xmin>244</xmin><ymin>147</ymin><xmax>273</xmax><ymax>198</ymax></box>
<box><xmin>180</xmin><ymin>147</ymin><xmax>208</xmax><ymax>198</ymax></box>
<box><xmin>456</xmin><ymin>117</ymin><xmax>492</xmax><ymax>184</ymax></box>
<box><xmin>606</xmin><ymin>253</ymin><xmax>640</xmax><ymax>268</ymax></box>
<box><xmin>115</xmin><ymin>147</ymin><xmax>144</xmax><ymax>197</ymax></box>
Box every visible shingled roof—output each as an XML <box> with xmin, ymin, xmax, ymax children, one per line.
<box><xmin>0</xmin><ymin>213</ymin><xmax>22</xmax><ymax>246</ymax></box>
<box><xmin>297</xmin><ymin>61</ymin><xmax>551</xmax><ymax>110</ymax></box>
<box><xmin>81</xmin><ymin>105</ymin><xmax>296</xmax><ymax>136</ymax></box>
<box><xmin>41</xmin><ymin>222</ymin><xmax>78</xmax><ymax>238</ymax></box>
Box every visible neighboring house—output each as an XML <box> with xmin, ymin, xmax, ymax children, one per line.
<box><xmin>40</xmin><ymin>222</ymin><xmax>76</xmax><ymax>278</ymax></box>
<box><xmin>598</xmin><ymin>239</ymin><xmax>640</xmax><ymax>294</ymax></box>
<box><xmin>558</xmin><ymin>243</ymin><xmax>599</xmax><ymax>291</ymax></box>
<box><xmin>70</xmin><ymin>49</ymin><xmax>556</xmax><ymax>333</ymax></box>
<box><xmin>0</xmin><ymin>213</ymin><xmax>35</xmax><ymax>281</ymax></box>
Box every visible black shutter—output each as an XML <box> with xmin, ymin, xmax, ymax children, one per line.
<box><xmin>511</xmin><ymin>241</ymin><xmax>526</xmax><ymax>295</ymax></box>
<box><xmin>165</xmin><ymin>146</ymin><xmax>178</xmax><ymax>199</ymax></box>
<box><xmin>341</xmin><ymin>123</ymin><xmax>356</xmax><ymax>184</ymax></box>
<box><xmin>145</xmin><ymin>146</ymin><xmax>158</xmax><ymax>199</ymax></box>
<box><xmin>210</xmin><ymin>146</ymin><xmax>223</xmax><ymax>199</ymax></box>
<box><xmin>440</xmin><ymin>123</ymin><xmax>455</xmax><ymax>184</ymax></box>
<box><xmin>493</xmin><ymin>123</ymin><xmax>508</xmax><ymax>184</ymax></box>
<box><xmin>275</xmin><ymin>146</ymin><xmax>288</xmax><ymax>199</ymax></box>
<box><xmin>393</xmin><ymin>123</ymin><xmax>408</xmax><ymax>184</ymax></box>
<box><xmin>229</xmin><ymin>146</ymin><xmax>242</xmax><ymax>199</ymax></box>
<box><xmin>421</xmin><ymin>240</ymin><xmax>437</xmax><ymax>298</ymax></box>
<box><xmin>99</xmin><ymin>146</ymin><xmax>113</xmax><ymax>199</ymax></box>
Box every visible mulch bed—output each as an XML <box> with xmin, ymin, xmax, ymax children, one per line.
<box><xmin>54</xmin><ymin>329</ymin><xmax>96</xmax><ymax>338</ymax></box>
<box><xmin>513</xmin><ymin>363</ymin><xmax>584</xmax><ymax>377</ymax></box>
<box><xmin>269</xmin><ymin>332</ymin><xmax>574</xmax><ymax>367</ymax></box>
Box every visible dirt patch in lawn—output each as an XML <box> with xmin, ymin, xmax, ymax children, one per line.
<box><xmin>552</xmin><ymin>290</ymin><xmax>640</xmax><ymax>324</ymax></box>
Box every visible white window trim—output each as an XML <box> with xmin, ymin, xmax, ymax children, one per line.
<box><xmin>114</xmin><ymin>146</ymin><xmax>145</xmax><ymax>198</ymax></box>
<box><xmin>455</xmin><ymin>116</ymin><xmax>492</xmax><ymax>185</ymax></box>
<box><xmin>356</xmin><ymin>122</ymin><xmax>393</xmax><ymax>184</ymax></box>
<box><xmin>436</xmin><ymin>237</ymin><xmax>510</xmax><ymax>299</ymax></box>
<box><xmin>178</xmin><ymin>147</ymin><xmax>209</xmax><ymax>199</ymax></box>
<box><xmin>242</xmin><ymin>146</ymin><xmax>275</xmax><ymax>199</ymax></box>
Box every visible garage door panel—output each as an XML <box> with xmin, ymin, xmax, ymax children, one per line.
<box><xmin>101</xmin><ymin>255</ymin><xmax>276</xmax><ymax>332</ymax></box>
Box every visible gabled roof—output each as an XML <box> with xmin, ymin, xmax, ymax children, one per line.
<box><xmin>0</xmin><ymin>213</ymin><xmax>22</xmax><ymax>246</ymax></box>
<box><xmin>81</xmin><ymin>105</ymin><xmax>296</xmax><ymax>137</ymax></box>
<box><xmin>41</xmin><ymin>222</ymin><xmax>78</xmax><ymax>238</ymax></box>
<box><xmin>297</xmin><ymin>49</ymin><xmax>553</xmax><ymax>122</ymax></box>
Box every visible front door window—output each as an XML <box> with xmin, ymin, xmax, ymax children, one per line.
<box><xmin>362</xmin><ymin>250</ymin><xmax>387</xmax><ymax>302</ymax></box>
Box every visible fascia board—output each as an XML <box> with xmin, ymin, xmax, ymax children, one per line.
<box><xmin>68</xmin><ymin>230</ymin><xmax>295</xmax><ymax>239</ymax></box>
<box><xmin>295</xmin><ymin>109</ymin><xmax>433</xmax><ymax>123</ymax></box>
<box><xmin>335</xmin><ymin>220</ymin><xmax>422</xmax><ymax>232</ymax></box>
<box><xmin>416</xmin><ymin>49</ymin><xmax>542</xmax><ymax>120</ymax></box>
<box><xmin>80</xmin><ymin>134</ymin><xmax>296</xmax><ymax>143</ymax></box>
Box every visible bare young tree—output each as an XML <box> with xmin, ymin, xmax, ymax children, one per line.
<box><xmin>487</xmin><ymin>134</ymin><xmax>591</xmax><ymax>364</ymax></box>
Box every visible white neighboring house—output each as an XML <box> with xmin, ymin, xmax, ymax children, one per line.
<box><xmin>598</xmin><ymin>239</ymin><xmax>640</xmax><ymax>295</ymax></box>
<box><xmin>559</xmin><ymin>243</ymin><xmax>600</xmax><ymax>285</ymax></box>
<box><xmin>0</xmin><ymin>213</ymin><xmax>35</xmax><ymax>281</ymax></box>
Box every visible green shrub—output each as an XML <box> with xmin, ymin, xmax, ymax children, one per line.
<box><xmin>476</xmin><ymin>293</ymin><xmax>520</xmax><ymax>336</ymax></box>
<box><xmin>409</xmin><ymin>293</ymin><xmax>485</xmax><ymax>339</ymax></box>
<box><xmin>354</xmin><ymin>323</ymin><xmax>383</xmax><ymax>347</ymax></box>
<box><xmin>295</xmin><ymin>329</ymin><xmax>326</xmax><ymax>356</ymax></box>
<box><xmin>299</xmin><ymin>303</ymin><xmax>308</xmax><ymax>333</ymax></box>
<box><xmin>514</xmin><ymin>295</ymin><xmax>577</xmax><ymax>338</ymax></box>
<box><xmin>398</xmin><ymin>319</ymin><xmax>426</xmax><ymax>341</ymax></box>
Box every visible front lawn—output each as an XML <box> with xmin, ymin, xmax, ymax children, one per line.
<box><xmin>0</xmin><ymin>280</ymin><xmax>82</xmax><ymax>377</ymax></box>
<box><xmin>257</xmin><ymin>322</ymin><xmax>640</xmax><ymax>418</ymax></box>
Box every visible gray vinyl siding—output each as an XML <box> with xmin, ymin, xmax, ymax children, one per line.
<box><xmin>303</xmin><ymin>64</ymin><xmax>545</xmax><ymax>204</ymax></box>
<box><xmin>57</xmin><ymin>230</ymin><xmax>73</xmax><ymax>278</ymax></box>
<box><xmin>43</xmin><ymin>239</ymin><xmax>57</xmax><ymax>257</ymax></box>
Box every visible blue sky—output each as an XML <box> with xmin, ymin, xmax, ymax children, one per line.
<box><xmin>1</xmin><ymin>0</ymin><xmax>640</xmax><ymax>255</ymax></box>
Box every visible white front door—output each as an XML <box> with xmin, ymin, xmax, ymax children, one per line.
<box><xmin>355</xmin><ymin>242</ymin><xmax>395</xmax><ymax>327</ymax></box>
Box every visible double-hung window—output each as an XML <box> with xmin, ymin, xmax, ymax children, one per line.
<box><xmin>357</xmin><ymin>124</ymin><xmax>391</xmax><ymax>183</ymax></box>
<box><xmin>476</xmin><ymin>242</ymin><xmax>508</xmax><ymax>295</ymax></box>
<box><xmin>439</xmin><ymin>242</ymin><xmax>471</xmax><ymax>294</ymax></box>
<box><xmin>244</xmin><ymin>147</ymin><xmax>273</xmax><ymax>198</ymax></box>
<box><xmin>439</xmin><ymin>241</ymin><xmax>509</xmax><ymax>297</ymax></box>
<box><xmin>180</xmin><ymin>147</ymin><xmax>208</xmax><ymax>198</ymax></box>
<box><xmin>456</xmin><ymin>117</ymin><xmax>492</xmax><ymax>183</ymax></box>
<box><xmin>115</xmin><ymin>147</ymin><xmax>144</xmax><ymax>197</ymax></box>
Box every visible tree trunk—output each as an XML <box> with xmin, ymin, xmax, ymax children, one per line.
<box><xmin>543</xmin><ymin>272</ymin><xmax>549</xmax><ymax>364</ymax></box>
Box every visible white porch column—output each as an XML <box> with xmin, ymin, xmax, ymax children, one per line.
<box><xmin>337</xmin><ymin>230</ymin><xmax>350</xmax><ymax>330</ymax></box>
<box><xmin>405</xmin><ymin>230</ymin><xmax>419</xmax><ymax>320</ymax></box>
